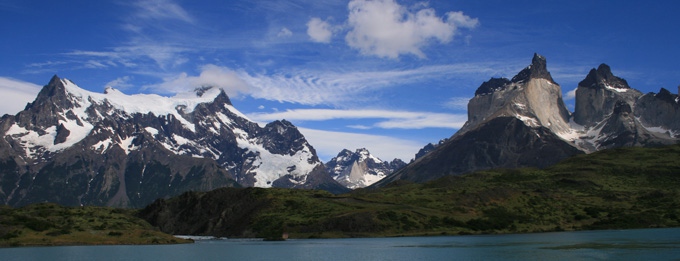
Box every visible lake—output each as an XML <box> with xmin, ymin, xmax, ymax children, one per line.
<box><xmin>2</xmin><ymin>228</ymin><xmax>680</xmax><ymax>260</ymax></box>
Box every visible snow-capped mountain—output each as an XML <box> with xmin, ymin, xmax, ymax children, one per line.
<box><xmin>0</xmin><ymin>76</ymin><xmax>345</xmax><ymax>207</ymax></box>
<box><xmin>375</xmin><ymin>54</ymin><xmax>679</xmax><ymax>186</ymax></box>
<box><xmin>325</xmin><ymin>148</ymin><xmax>406</xmax><ymax>189</ymax></box>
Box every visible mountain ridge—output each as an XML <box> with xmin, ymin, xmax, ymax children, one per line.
<box><xmin>0</xmin><ymin>76</ymin><xmax>346</xmax><ymax>207</ymax></box>
<box><xmin>376</xmin><ymin>54</ymin><xmax>679</xmax><ymax>187</ymax></box>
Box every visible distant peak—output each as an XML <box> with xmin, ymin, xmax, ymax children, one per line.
<box><xmin>579</xmin><ymin>63</ymin><xmax>630</xmax><ymax>90</ymax></box>
<box><xmin>39</xmin><ymin>74</ymin><xmax>68</xmax><ymax>98</ymax></box>
<box><xmin>338</xmin><ymin>149</ymin><xmax>353</xmax><ymax>155</ymax></box>
<box><xmin>655</xmin><ymin>88</ymin><xmax>678</xmax><ymax>104</ymax></box>
<box><xmin>355</xmin><ymin>148</ymin><xmax>369</xmax><ymax>153</ymax></box>
<box><xmin>596</xmin><ymin>63</ymin><xmax>612</xmax><ymax>76</ymax></box>
<box><xmin>210</xmin><ymin>88</ymin><xmax>233</xmax><ymax>106</ymax></box>
<box><xmin>510</xmin><ymin>53</ymin><xmax>555</xmax><ymax>84</ymax></box>
<box><xmin>48</xmin><ymin>74</ymin><xmax>62</xmax><ymax>85</ymax></box>
<box><xmin>532</xmin><ymin>53</ymin><xmax>546</xmax><ymax>65</ymax></box>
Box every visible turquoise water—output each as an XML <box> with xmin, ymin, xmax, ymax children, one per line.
<box><xmin>2</xmin><ymin>228</ymin><xmax>680</xmax><ymax>260</ymax></box>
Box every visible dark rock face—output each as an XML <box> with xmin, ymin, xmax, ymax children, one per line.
<box><xmin>573</xmin><ymin>64</ymin><xmax>642</xmax><ymax>126</ymax></box>
<box><xmin>578</xmin><ymin>64</ymin><xmax>631</xmax><ymax>90</ymax></box>
<box><xmin>412</xmin><ymin>138</ymin><xmax>448</xmax><ymax>162</ymax></box>
<box><xmin>570</xmin><ymin>65</ymin><xmax>677</xmax><ymax>150</ymax></box>
<box><xmin>374</xmin><ymin>117</ymin><xmax>583</xmax><ymax>186</ymax></box>
<box><xmin>54</xmin><ymin>123</ymin><xmax>70</xmax><ymax>144</ymax></box>
<box><xmin>634</xmin><ymin>88</ymin><xmax>680</xmax><ymax>133</ymax></box>
<box><xmin>0</xmin><ymin>76</ymin><xmax>343</xmax><ymax>207</ymax></box>
<box><xmin>137</xmin><ymin>188</ymin><xmax>271</xmax><ymax>237</ymax></box>
<box><xmin>510</xmin><ymin>53</ymin><xmax>556</xmax><ymax>84</ymax></box>
<box><xmin>385</xmin><ymin>54</ymin><xmax>578</xmax><ymax>186</ymax></box>
<box><xmin>375</xmin><ymin>54</ymin><xmax>679</xmax><ymax>188</ymax></box>
<box><xmin>325</xmin><ymin>148</ymin><xmax>406</xmax><ymax>189</ymax></box>
<box><xmin>474</xmin><ymin>78</ymin><xmax>511</xmax><ymax>96</ymax></box>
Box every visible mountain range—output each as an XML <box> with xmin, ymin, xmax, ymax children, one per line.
<box><xmin>1</xmin><ymin>53</ymin><xmax>678</xmax><ymax>207</ymax></box>
<box><xmin>374</xmin><ymin>54</ymin><xmax>679</xmax><ymax>186</ymax></box>
<box><xmin>0</xmin><ymin>76</ymin><xmax>346</xmax><ymax>207</ymax></box>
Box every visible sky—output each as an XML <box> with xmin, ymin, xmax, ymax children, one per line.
<box><xmin>1</xmin><ymin>0</ymin><xmax>679</xmax><ymax>162</ymax></box>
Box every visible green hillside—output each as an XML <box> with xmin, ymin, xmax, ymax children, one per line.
<box><xmin>140</xmin><ymin>144</ymin><xmax>680</xmax><ymax>239</ymax></box>
<box><xmin>0</xmin><ymin>203</ymin><xmax>191</xmax><ymax>247</ymax></box>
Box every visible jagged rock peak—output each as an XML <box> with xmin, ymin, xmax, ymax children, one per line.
<box><xmin>412</xmin><ymin>138</ymin><xmax>448</xmax><ymax>162</ymax></box>
<box><xmin>578</xmin><ymin>63</ymin><xmax>631</xmax><ymax>90</ymax></box>
<box><xmin>474</xmin><ymin>77</ymin><xmax>511</xmax><ymax>96</ymax></box>
<box><xmin>36</xmin><ymin>75</ymin><xmax>68</xmax><ymax>101</ymax></box>
<box><xmin>655</xmin><ymin>88</ymin><xmax>678</xmax><ymax>104</ymax></box>
<box><xmin>510</xmin><ymin>53</ymin><xmax>556</xmax><ymax>84</ymax></box>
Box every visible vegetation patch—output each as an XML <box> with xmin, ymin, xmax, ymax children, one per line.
<box><xmin>0</xmin><ymin>203</ymin><xmax>191</xmax><ymax>247</ymax></box>
<box><xmin>139</xmin><ymin>144</ymin><xmax>680</xmax><ymax>239</ymax></box>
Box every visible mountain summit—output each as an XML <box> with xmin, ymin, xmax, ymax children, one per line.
<box><xmin>0</xmin><ymin>76</ymin><xmax>345</xmax><ymax>207</ymax></box>
<box><xmin>510</xmin><ymin>53</ymin><xmax>556</xmax><ymax>84</ymax></box>
<box><xmin>325</xmin><ymin>148</ymin><xmax>405</xmax><ymax>189</ymax></box>
<box><xmin>375</xmin><ymin>54</ymin><xmax>679</xmax><ymax>187</ymax></box>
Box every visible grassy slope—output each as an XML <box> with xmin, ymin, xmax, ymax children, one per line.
<box><xmin>4</xmin><ymin>144</ymin><xmax>680</xmax><ymax>244</ymax></box>
<box><xmin>0</xmin><ymin>203</ymin><xmax>191</xmax><ymax>247</ymax></box>
<box><xmin>245</xmin><ymin>144</ymin><xmax>680</xmax><ymax>238</ymax></box>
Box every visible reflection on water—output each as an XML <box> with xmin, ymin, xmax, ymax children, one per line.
<box><xmin>2</xmin><ymin>228</ymin><xmax>679</xmax><ymax>261</ymax></box>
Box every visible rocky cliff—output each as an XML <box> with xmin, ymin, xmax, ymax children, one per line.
<box><xmin>375</xmin><ymin>54</ymin><xmax>679</xmax><ymax>186</ymax></box>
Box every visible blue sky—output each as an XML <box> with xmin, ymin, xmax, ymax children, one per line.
<box><xmin>1</xmin><ymin>0</ymin><xmax>679</xmax><ymax>162</ymax></box>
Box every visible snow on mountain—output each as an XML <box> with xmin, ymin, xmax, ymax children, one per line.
<box><xmin>375</xmin><ymin>54</ymin><xmax>680</xmax><ymax>187</ymax></box>
<box><xmin>325</xmin><ymin>148</ymin><xmax>406</xmax><ymax>189</ymax></box>
<box><xmin>0</xmin><ymin>75</ymin><xmax>345</xmax><ymax>207</ymax></box>
<box><xmin>457</xmin><ymin>54</ymin><xmax>678</xmax><ymax>153</ymax></box>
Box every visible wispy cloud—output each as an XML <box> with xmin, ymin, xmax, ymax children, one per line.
<box><xmin>443</xmin><ymin>97</ymin><xmax>470</xmax><ymax>110</ymax></box>
<box><xmin>564</xmin><ymin>88</ymin><xmax>577</xmax><ymax>100</ymax></box>
<box><xmin>0</xmin><ymin>77</ymin><xmax>41</xmax><ymax>116</ymax></box>
<box><xmin>61</xmin><ymin>0</ymin><xmax>196</xmax><ymax>72</ymax></box>
<box><xmin>138</xmin><ymin>60</ymin><xmax>504</xmax><ymax>109</ymax></box>
<box><xmin>248</xmin><ymin>109</ymin><xmax>466</xmax><ymax>129</ymax></box>
<box><xmin>277</xmin><ymin>27</ymin><xmax>293</xmax><ymax>38</ymax></box>
<box><xmin>237</xmin><ymin>63</ymin><xmax>499</xmax><ymax>106</ymax></box>
<box><xmin>131</xmin><ymin>0</ymin><xmax>195</xmax><ymax>24</ymax></box>
<box><xmin>105</xmin><ymin>76</ymin><xmax>133</xmax><ymax>90</ymax></box>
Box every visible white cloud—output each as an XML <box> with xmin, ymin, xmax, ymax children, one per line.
<box><xmin>444</xmin><ymin>96</ymin><xmax>470</xmax><ymax>110</ymax></box>
<box><xmin>0</xmin><ymin>77</ymin><xmax>41</xmax><ymax>116</ymax></box>
<box><xmin>146</xmin><ymin>64</ymin><xmax>251</xmax><ymax>96</ymax></box>
<box><xmin>238</xmin><ymin>63</ymin><xmax>494</xmax><ymax>106</ymax></box>
<box><xmin>565</xmin><ymin>88</ymin><xmax>577</xmax><ymax>100</ymax></box>
<box><xmin>277</xmin><ymin>27</ymin><xmax>293</xmax><ymax>37</ymax></box>
<box><xmin>299</xmin><ymin>127</ymin><xmax>423</xmax><ymax>162</ymax></box>
<box><xmin>132</xmin><ymin>0</ymin><xmax>194</xmax><ymax>24</ymax></box>
<box><xmin>306</xmin><ymin>17</ymin><xmax>333</xmax><ymax>43</ymax></box>
<box><xmin>105</xmin><ymin>76</ymin><xmax>133</xmax><ymax>90</ymax></box>
<box><xmin>344</xmin><ymin>0</ymin><xmax>478</xmax><ymax>58</ymax></box>
<box><xmin>248</xmin><ymin>109</ymin><xmax>466</xmax><ymax>129</ymax></box>
<box><xmin>149</xmin><ymin>62</ymin><xmax>498</xmax><ymax>107</ymax></box>
<box><xmin>447</xmin><ymin>11</ymin><xmax>480</xmax><ymax>28</ymax></box>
